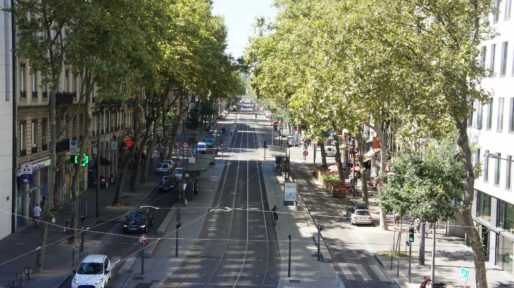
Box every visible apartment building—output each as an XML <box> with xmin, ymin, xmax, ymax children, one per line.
<box><xmin>469</xmin><ymin>0</ymin><xmax>514</xmax><ymax>276</ymax></box>
<box><xmin>0</xmin><ymin>0</ymin><xmax>14</xmax><ymax>239</ymax></box>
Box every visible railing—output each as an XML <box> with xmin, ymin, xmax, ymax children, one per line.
<box><xmin>42</xmin><ymin>144</ymin><xmax>48</xmax><ymax>151</ymax></box>
<box><xmin>31</xmin><ymin>147</ymin><xmax>38</xmax><ymax>154</ymax></box>
<box><xmin>32</xmin><ymin>92</ymin><xmax>37</xmax><ymax>99</ymax></box>
<box><xmin>20</xmin><ymin>91</ymin><xmax>27</xmax><ymax>98</ymax></box>
<box><xmin>20</xmin><ymin>149</ymin><xmax>26</xmax><ymax>156</ymax></box>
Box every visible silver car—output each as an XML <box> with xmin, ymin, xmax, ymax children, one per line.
<box><xmin>350</xmin><ymin>209</ymin><xmax>374</xmax><ymax>225</ymax></box>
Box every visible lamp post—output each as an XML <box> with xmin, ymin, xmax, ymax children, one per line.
<box><xmin>95</xmin><ymin>133</ymin><xmax>100</xmax><ymax>218</ymax></box>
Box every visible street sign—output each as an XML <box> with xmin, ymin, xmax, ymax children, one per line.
<box><xmin>111</xmin><ymin>141</ymin><xmax>118</xmax><ymax>151</ymax></box>
<box><xmin>124</xmin><ymin>138</ymin><xmax>134</xmax><ymax>149</ymax></box>
<box><xmin>19</xmin><ymin>163</ymin><xmax>33</xmax><ymax>175</ymax></box>
<box><xmin>460</xmin><ymin>267</ymin><xmax>469</xmax><ymax>280</ymax></box>
<box><xmin>139</xmin><ymin>233</ymin><xmax>148</xmax><ymax>245</ymax></box>
<box><xmin>69</xmin><ymin>138</ymin><xmax>78</xmax><ymax>155</ymax></box>
<box><xmin>303</xmin><ymin>150</ymin><xmax>308</xmax><ymax>157</ymax></box>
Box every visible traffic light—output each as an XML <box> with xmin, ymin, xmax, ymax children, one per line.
<box><xmin>71</xmin><ymin>153</ymin><xmax>89</xmax><ymax>167</ymax></box>
<box><xmin>408</xmin><ymin>226</ymin><xmax>415</xmax><ymax>242</ymax></box>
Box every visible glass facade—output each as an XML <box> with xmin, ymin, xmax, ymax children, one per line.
<box><xmin>477</xmin><ymin>191</ymin><xmax>492</xmax><ymax>222</ymax></box>
<box><xmin>498</xmin><ymin>200</ymin><xmax>514</xmax><ymax>275</ymax></box>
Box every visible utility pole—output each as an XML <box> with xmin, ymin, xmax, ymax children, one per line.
<box><xmin>95</xmin><ymin>132</ymin><xmax>100</xmax><ymax>218</ymax></box>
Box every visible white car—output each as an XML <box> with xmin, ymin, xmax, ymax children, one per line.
<box><xmin>154</xmin><ymin>163</ymin><xmax>172</xmax><ymax>174</ymax></box>
<box><xmin>350</xmin><ymin>209</ymin><xmax>374</xmax><ymax>225</ymax></box>
<box><xmin>324</xmin><ymin>146</ymin><xmax>337</xmax><ymax>157</ymax></box>
<box><xmin>72</xmin><ymin>254</ymin><xmax>111</xmax><ymax>288</ymax></box>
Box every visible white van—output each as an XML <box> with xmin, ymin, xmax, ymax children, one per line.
<box><xmin>324</xmin><ymin>146</ymin><xmax>337</xmax><ymax>157</ymax></box>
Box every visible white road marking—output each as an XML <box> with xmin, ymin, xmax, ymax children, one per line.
<box><xmin>356</xmin><ymin>264</ymin><xmax>372</xmax><ymax>281</ymax></box>
<box><xmin>369</xmin><ymin>264</ymin><xmax>389</xmax><ymax>282</ymax></box>
<box><xmin>338</xmin><ymin>263</ymin><xmax>356</xmax><ymax>280</ymax></box>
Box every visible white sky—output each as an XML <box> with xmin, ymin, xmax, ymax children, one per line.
<box><xmin>212</xmin><ymin>0</ymin><xmax>277</xmax><ymax>59</ymax></box>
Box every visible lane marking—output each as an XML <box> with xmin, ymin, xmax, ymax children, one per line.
<box><xmin>356</xmin><ymin>264</ymin><xmax>372</xmax><ymax>281</ymax></box>
<box><xmin>369</xmin><ymin>264</ymin><xmax>389</xmax><ymax>282</ymax></box>
<box><xmin>338</xmin><ymin>263</ymin><xmax>356</xmax><ymax>280</ymax></box>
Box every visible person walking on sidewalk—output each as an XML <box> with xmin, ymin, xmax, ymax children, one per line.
<box><xmin>272</xmin><ymin>205</ymin><xmax>279</xmax><ymax>225</ymax></box>
<box><xmin>419</xmin><ymin>276</ymin><xmax>431</xmax><ymax>288</ymax></box>
<box><xmin>33</xmin><ymin>204</ymin><xmax>42</xmax><ymax>227</ymax></box>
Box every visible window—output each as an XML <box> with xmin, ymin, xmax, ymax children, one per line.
<box><xmin>476</xmin><ymin>148</ymin><xmax>481</xmax><ymax>167</ymax></box>
<box><xmin>487</xmin><ymin>98</ymin><xmax>494</xmax><ymax>130</ymax></box>
<box><xmin>477</xmin><ymin>101</ymin><xmax>484</xmax><ymax>129</ymax></box>
<box><xmin>480</xmin><ymin>46</ymin><xmax>487</xmax><ymax>68</ymax></box>
<box><xmin>43</xmin><ymin>83</ymin><xmax>48</xmax><ymax>99</ymax></box>
<box><xmin>494</xmin><ymin>0</ymin><xmax>502</xmax><ymax>23</ymax></box>
<box><xmin>498</xmin><ymin>97</ymin><xmax>505</xmax><ymax>132</ymax></box>
<box><xmin>510</xmin><ymin>98</ymin><xmax>514</xmax><ymax>132</ymax></box>
<box><xmin>495</xmin><ymin>153</ymin><xmax>502</xmax><ymax>185</ymax></box>
<box><xmin>72</xmin><ymin>76</ymin><xmax>77</xmax><ymax>93</ymax></box>
<box><xmin>20</xmin><ymin>63</ymin><xmax>26</xmax><ymax>97</ymax></box>
<box><xmin>506</xmin><ymin>0</ymin><xmax>512</xmax><ymax>20</ymax></box>
<box><xmin>477</xmin><ymin>190</ymin><xmax>492</xmax><ymax>222</ymax></box>
<box><xmin>19</xmin><ymin>121</ymin><xmax>25</xmax><ymax>154</ymax></box>
<box><xmin>42</xmin><ymin>118</ymin><xmax>47</xmax><ymax>150</ymax></box>
<box><xmin>65</xmin><ymin>69</ymin><xmax>70</xmax><ymax>92</ymax></box>
<box><xmin>501</xmin><ymin>42</ymin><xmax>508</xmax><ymax>76</ymax></box>
<box><xmin>490</xmin><ymin>44</ymin><xmax>496</xmax><ymax>77</ymax></box>
<box><xmin>507</xmin><ymin>155</ymin><xmax>512</xmax><ymax>190</ymax></box>
<box><xmin>31</xmin><ymin>72</ymin><xmax>38</xmax><ymax>98</ymax></box>
<box><xmin>468</xmin><ymin>102</ymin><xmax>474</xmax><ymax>127</ymax></box>
<box><xmin>498</xmin><ymin>200</ymin><xmax>514</xmax><ymax>230</ymax></box>
<box><xmin>31</xmin><ymin>120</ymin><xmax>37</xmax><ymax>148</ymax></box>
<box><xmin>485</xmin><ymin>150</ymin><xmax>490</xmax><ymax>181</ymax></box>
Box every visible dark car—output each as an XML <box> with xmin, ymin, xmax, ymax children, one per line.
<box><xmin>204</xmin><ymin>137</ymin><xmax>215</xmax><ymax>148</ymax></box>
<box><xmin>346</xmin><ymin>200</ymin><xmax>368</xmax><ymax>218</ymax></box>
<box><xmin>122</xmin><ymin>209</ymin><xmax>154</xmax><ymax>233</ymax></box>
<box><xmin>159</xmin><ymin>175</ymin><xmax>179</xmax><ymax>193</ymax></box>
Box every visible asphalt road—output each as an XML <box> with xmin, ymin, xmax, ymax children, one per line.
<box><xmin>162</xmin><ymin>118</ymin><xmax>281</xmax><ymax>287</ymax></box>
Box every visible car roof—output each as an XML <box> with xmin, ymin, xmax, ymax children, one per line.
<box><xmin>82</xmin><ymin>254</ymin><xmax>107</xmax><ymax>263</ymax></box>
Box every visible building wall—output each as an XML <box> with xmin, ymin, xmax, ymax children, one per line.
<box><xmin>470</xmin><ymin>0</ymin><xmax>514</xmax><ymax>275</ymax></box>
<box><xmin>0</xmin><ymin>0</ymin><xmax>13</xmax><ymax>239</ymax></box>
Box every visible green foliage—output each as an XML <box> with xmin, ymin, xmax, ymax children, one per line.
<box><xmin>321</xmin><ymin>174</ymin><xmax>339</xmax><ymax>182</ymax></box>
<box><xmin>380</xmin><ymin>139</ymin><xmax>466</xmax><ymax>222</ymax></box>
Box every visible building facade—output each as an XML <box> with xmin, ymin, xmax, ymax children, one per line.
<box><xmin>0</xmin><ymin>0</ymin><xmax>14</xmax><ymax>240</ymax></box>
<box><xmin>469</xmin><ymin>0</ymin><xmax>514</xmax><ymax>276</ymax></box>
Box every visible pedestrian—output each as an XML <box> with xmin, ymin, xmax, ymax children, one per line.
<box><xmin>33</xmin><ymin>204</ymin><xmax>42</xmax><ymax>227</ymax></box>
<box><xmin>272</xmin><ymin>205</ymin><xmax>278</xmax><ymax>225</ymax></box>
<box><xmin>49</xmin><ymin>209</ymin><xmax>56</xmax><ymax>231</ymax></box>
<box><xmin>419</xmin><ymin>276</ymin><xmax>431</xmax><ymax>288</ymax></box>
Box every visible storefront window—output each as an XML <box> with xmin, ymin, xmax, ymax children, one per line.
<box><xmin>498</xmin><ymin>200</ymin><xmax>514</xmax><ymax>232</ymax></box>
<box><xmin>477</xmin><ymin>191</ymin><xmax>492</xmax><ymax>222</ymax></box>
<box><xmin>498</xmin><ymin>236</ymin><xmax>514</xmax><ymax>276</ymax></box>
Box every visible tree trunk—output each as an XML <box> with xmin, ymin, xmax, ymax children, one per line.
<box><xmin>373</xmin><ymin>118</ymin><xmax>389</xmax><ymax>231</ymax></box>
<box><xmin>320</xmin><ymin>142</ymin><xmax>327</xmax><ymax>167</ymax></box>
<box><xmin>35</xmin><ymin>78</ymin><xmax>59</xmax><ymax>272</ymax></box>
<box><xmin>357</xmin><ymin>128</ymin><xmax>369</xmax><ymax>206</ymax></box>
<box><xmin>141</xmin><ymin>123</ymin><xmax>158</xmax><ymax>183</ymax></box>
<box><xmin>456</xmin><ymin>119</ymin><xmax>488</xmax><ymax>288</ymax></box>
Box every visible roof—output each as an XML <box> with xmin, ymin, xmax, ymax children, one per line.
<box><xmin>82</xmin><ymin>254</ymin><xmax>107</xmax><ymax>263</ymax></box>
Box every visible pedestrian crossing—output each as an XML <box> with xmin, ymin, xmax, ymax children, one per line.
<box><xmin>338</xmin><ymin>263</ymin><xmax>392</xmax><ymax>283</ymax></box>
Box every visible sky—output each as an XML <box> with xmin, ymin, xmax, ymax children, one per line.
<box><xmin>212</xmin><ymin>0</ymin><xmax>278</xmax><ymax>59</ymax></box>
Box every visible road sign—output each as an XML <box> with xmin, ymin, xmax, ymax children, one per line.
<box><xmin>111</xmin><ymin>141</ymin><xmax>118</xmax><ymax>151</ymax></box>
<box><xmin>303</xmin><ymin>150</ymin><xmax>308</xmax><ymax>157</ymax></box>
<box><xmin>460</xmin><ymin>267</ymin><xmax>469</xmax><ymax>280</ymax></box>
<box><xmin>19</xmin><ymin>163</ymin><xmax>33</xmax><ymax>175</ymax></box>
<box><xmin>69</xmin><ymin>138</ymin><xmax>78</xmax><ymax>155</ymax></box>
<box><xmin>124</xmin><ymin>138</ymin><xmax>134</xmax><ymax>149</ymax></box>
<box><xmin>139</xmin><ymin>233</ymin><xmax>148</xmax><ymax>245</ymax></box>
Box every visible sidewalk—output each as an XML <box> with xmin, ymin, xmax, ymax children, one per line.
<box><xmin>0</xmin><ymin>171</ymin><xmax>158</xmax><ymax>288</ymax></box>
<box><xmin>283</xmin><ymin>141</ymin><xmax>514</xmax><ymax>288</ymax></box>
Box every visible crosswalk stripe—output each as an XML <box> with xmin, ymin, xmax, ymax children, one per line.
<box><xmin>356</xmin><ymin>264</ymin><xmax>372</xmax><ymax>281</ymax></box>
<box><xmin>369</xmin><ymin>264</ymin><xmax>389</xmax><ymax>282</ymax></box>
<box><xmin>338</xmin><ymin>263</ymin><xmax>356</xmax><ymax>280</ymax></box>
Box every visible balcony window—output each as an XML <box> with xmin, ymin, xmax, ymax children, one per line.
<box><xmin>485</xmin><ymin>150</ymin><xmax>490</xmax><ymax>182</ymax></box>
<box><xmin>510</xmin><ymin>98</ymin><xmax>514</xmax><ymax>132</ymax></box>
<box><xmin>501</xmin><ymin>42</ymin><xmax>508</xmax><ymax>76</ymax></box>
<box><xmin>495</xmin><ymin>153</ymin><xmax>502</xmax><ymax>185</ymax></box>
<box><xmin>507</xmin><ymin>155</ymin><xmax>512</xmax><ymax>190</ymax></box>
<box><xmin>493</xmin><ymin>0</ymin><xmax>502</xmax><ymax>23</ymax></box>
<box><xmin>19</xmin><ymin>121</ymin><xmax>25</xmax><ymax>154</ymax></box>
<box><xmin>20</xmin><ymin>63</ymin><xmax>26</xmax><ymax>98</ymax></box>
<box><xmin>490</xmin><ymin>43</ymin><xmax>496</xmax><ymax>77</ymax></box>
<box><xmin>506</xmin><ymin>0</ymin><xmax>512</xmax><ymax>20</ymax></box>
<box><xmin>42</xmin><ymin>83</ymin><xmax>48</xmax><ymax>99</ymax></box>
<box><xmin>468</xmin><ymin>102</ymin><xmax>474</xmax><ymax>127</ymax></box>
<box><xmin>480</xmin><ymin>46</ymin><xmax>487</xmax><ymax>68</ymax></box>
<box><xmin>32</xmin><ymin>72</ymin><xmax>38</xmax><ymax>98</ymax></box>
<box><xmin>31</xmin><ymin>120</ymin><xmax>37</xmax><ymax>149</ymax></box>
<box><xmin>487</xmin><ymin>98</ymin><xmax>493</xmax><ymax>130</ymax></box>
<box><xmin>477</xmin><ymin>101</ymin><xmax>484</xmax><ymax>129</ymax></box>
<box><xmin>497</xmin><ymin>97</ymin><xmax>504</xmax><ymax>132</ymax></box>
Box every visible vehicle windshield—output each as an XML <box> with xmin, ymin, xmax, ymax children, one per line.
<box><xmin>355</xmin><ymin>210</ymin><xmax>370</xmax><ymax>216</ymax></box>
<box><xmin>77</xmin><ymin>262</ymin><xmax>103</xmax><ymax>274</ymax></box>
<box><xmin>128</xmin><ymin>212</ymin><xmax>146</xmax><ymax>221</ymax></box>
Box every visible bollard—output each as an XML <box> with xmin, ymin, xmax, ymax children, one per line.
<box><xmin>288</xmin><ymin>234</ymin><xmax>292</xmax><ymax>278</ymax></box>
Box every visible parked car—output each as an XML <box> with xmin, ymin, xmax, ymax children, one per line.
<box><xmin>346</xmin><ymin>200</ymin><xmax>368</xmax><ymax>218</ymax></box>
<box><xmin>154</xmin><ymin>162</ymin><xmax>172</xmax><ymax>175</ymax></box>
<box><xmin>204</xmin><ymin>137</ymin><xmax>214</xmax><ymax>148</ymax></box>
<box><xmin>72</xmin><ymin>254</ymin><xmax>111</xmax><ymax>288</ymax></box>
<box><xmin>159</xmin><ymin>175</ymin><xmax>179</xmax><ymax>193</ymax></box>
<box><xmin>210</xmin><ymin>128</ymin><xmax>217</xmax><ymax>136</ymax></box>
<box><xmin>122</xmin><ymin>209</ymin><xmax>154</xmax><ymax>233</ymax></box>
<box><xmin>324</xmin><ymin>146</ymin><xmax>337</xmax><ymax>157</ymax></box>
<box><xmin>350</xmin><ymin>209</ymin><xmax>374</xmax><ymax>225</ymax></box>
<box><xmin>196</xmin><ymin>142</ymin><xmax>207</xmax><ymax>153</ymax></box>
<box><xmin>287</xmin><ymin>134</ymin><xmax>301</xmax><ymax>147</ymax></box>
<box><xmin>161</xmin><ymin>159</ymin><xmax>174</xmax><ymax>167</ymax></box>
<box><xmin>173</xmin><ymin>167</ymin><xmax>184</xmax><ymax>181</ymax></box>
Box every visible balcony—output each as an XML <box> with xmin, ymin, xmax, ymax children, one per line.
<box><xmin>42</xmin><ymin>144</ymin><xmax>48</xmax><ymax>151</ymax></box>
<box><xmin>56</xmin><ymin>138</ymin><xmax>70</xmax><ymax>153</ymax></box>
<box><xmin>20</xmin><ymin>149</ymin><xmax>26</xmax><ymax>156</ymax></box>
<box><xmin>42</xmin><ymin>92</ymin><xmax>48</xmax><ymax>99</ymax></box>
<box><xmin>56</xmin><ymin>92</ymin><xmax>74</xmax><ymax>105</ymax></box>
<box><xmin>32</xmin><ymin>92</ymin><xmax>37</xmax><ymax>99</ymax></box>
<box><xmin>20</xmin><ymin>91</ymin><xmax>27</xmax><ymax>98</ymax></box>
<box><xmin>31</xmin><ymin>147</ymin><xmax>38</xmax><ymax>154</ymax></box>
